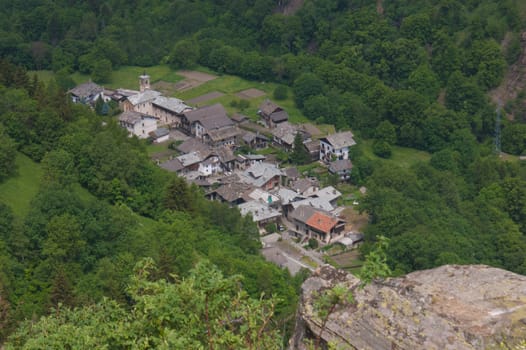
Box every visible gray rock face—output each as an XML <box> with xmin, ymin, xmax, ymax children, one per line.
<box><xmin>291</xmin><ymin>265</ymin><xmax>526</xmax><ymax>350</ymax></box>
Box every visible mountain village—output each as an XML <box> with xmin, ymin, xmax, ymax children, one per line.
<box><xmin>68</xmin><ymin>73</ymin><xmax>364</xmax><ymax>274</ymax></box>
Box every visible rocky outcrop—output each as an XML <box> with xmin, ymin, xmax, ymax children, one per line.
<box><xmin>291</xmin><ymin>265</ymin><xmax>526</xmax><ymax>350</ymax></box>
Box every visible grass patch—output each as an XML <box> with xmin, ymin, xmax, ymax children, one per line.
<box><xmin>0</xmin><ymin>153</ymin><xmax>43</xmax><ymax>218</ymax></box>
<box><xmin>176</xmin><ymin>70</ymin><xmax>308</xmax><ymax>124</ymax></box>
<box><xmin>28</xmin><ymin>70</ymin><xmax>55</xmax><ymax>84</ymax></box>
<box><xmin>360</xmin><ymin>139</ymin><xmax>431</xmax><ymax>167</ymax></box>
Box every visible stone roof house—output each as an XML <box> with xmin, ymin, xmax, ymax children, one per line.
<box><xmin>320</xmin><ymin>131</ymin><xmax>356</xmax><ymax>162</ymax></box>
<box><xmin>328</xmin><ymin>159</ymin><xmax>353</xmax><ymax>181</ymax></box>
<box><xmin>68</xmin><ymin>81</ymin><xmax>103</xmax><ymax>105</ymax></box>
<box><xmin>119</xmin><ymin>111</ymin><xmax>158</xmax><ymax>139</ymax></box>
<box><xmin>238</xmin><ymin>200</ymin><xmax>282</xmax><ymax>230</ymax></box>
<box><xmin>258</xmin><ymin>99</ymin><xmax>289</xmax><ymax>128</ymax></box>
<box><xmin>238</xmin><ymin>162</ymin><xmax>284</xmax><ymax>190</ymax></box>
<box><xmin>181</xmin><ymin>103</ymin><xmax>234</xmax><ymax>137</ymax></box>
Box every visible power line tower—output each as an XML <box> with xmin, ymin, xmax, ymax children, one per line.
<box><xmin>495</xmin><ymin>101</ymin><xmax>502</xmax><ymax>156</ymax></box>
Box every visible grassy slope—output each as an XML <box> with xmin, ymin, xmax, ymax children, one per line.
<box><xmin>360</xmin><ymin>139</ymin><xmax>431</xmax><ymax>168</ymax></box>
<box><xmin>0</xmin><ymin>153</ymin><xmax>43</xmax><ymax>218</ymax></box>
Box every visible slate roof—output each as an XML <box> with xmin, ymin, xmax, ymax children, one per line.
<box><xmin>259</xmin><ymin>99</ymin><xmax>282</xmax><ymax>116</ymax></box>
<box><xmin>272</xmin><ymin>122</ymin><xmax>298</xmax><ymax>145</ymax></box>
<box><xmin>215</xmin><ymin>182</ymin><xmax>253</xmax><ymax>203</ymax></box>
<box><xmin>127</xmin><ymin>90</ymin><xmax>162</xmax><ymax>106</ymax></box>
<box><xmin>149</xmin><ymin>128</ymin><xmax>169</xmax><ymax>140</ymax></box>
<box><xmin>329</xmin><ymin>159</ymin><xmax>353</xmax><ymax>173</ymax></box>
<box><xmin>239</xmin><ymin>201</ymin><xmax>281</xmax><ymax>223</ymax></box>
<box><xmin>159</xmin><ymin>158</ymin><xmax>184</xmax><ymax>172</ymax></box>
<box><xmin>284</xmin><ymin>167</ymin><xmax>300</xmax><ymax>179</ymax></box>
<box><xmin>289</xmin><ymin>205</ymin><xmax>318</xmax><ymax>224</ymax></box>
<box><xmin>306</xmin><ymin>212</ymin><xmax>339</xmax><ymax>234</ymax></box>
<box><xmin>207</xmin><ymin>126</ymin><xmax>241</xmax><ymax>142</ymax></box>
<box><xmin>245</xmin><ymin>188</ymin><xmax>280</xmax><ymax>204</ymax></box>
<box><xmin>231</xmin><ymin>113</ymin><xmax>248</xmax><ymax>123</ymax></box>
<box><xmin>184</xmin><ymin>104</ymin><xmax>234</xmax><ymax>130</ymax></box>
<box><xmin>177</xmin><ymin>151</ymin><xmax>207</xmax><ymax>167</ymax></box>
<box><xmin>68</xmin><ymin>82</ymin><xmax>103</xmax><ymax>98</ymax></box>
<box><xmin>239</xmin><ymin>162</ymin><xmax>284</xmax><ymax>188</ymax></box>
<box><xmin>312</xmin><ymin>186</ymin><xmax>342</xmax><ymax>203</ymax></box>
<box><xmin>290</xmin><ymin>197</ymin><xmax>334</xmax><ymax>212</ymax></box>
<box><xmin>276</xmin><ymin>187</ymin><xmax>305</xmax><ymax>205</ymax></box>
<box><xmin>291</xmin><ymin>178</ymin><xmax>318</xmax><ymax>194</ymax></box>
<box><xmin>213</xmin><ymin>146</ymin><xmax>236</xmax><ymax>163</ymax></box>
<box><xmin>270</xmin><ymin>110</ymin><xmax>289</xmax><ymax>123</ymax></box>
<box><xmin>152</xmin><ymin>96</ymin><xmax>191</xmax><ymax>114</ymax></box>
<box><xmin>242</xmin><ymin>131</ymin><xmax>269</xmax><ymax>143</ymax></box>
<box><xmin>322</xmin><ymin>131</ymin><xmax>356</xmax><ymax>149</ymax></box>
<box><xmin>119</xmin><ymin>111</ymin><xmax>156</xmax><ymax>125</ymax></box>
<box><xmin>177</xmin><ymin>138</ymin><xmax>211</xmax><ymax>155</ymax></box>
<box><xmin>304</xmin><ymin>139</ymin><xmax>321</xmax><ymax>153</ymax></box>
<box><xmin>241</xmin><ymin>154</ymin><xmax>264</xmax><ymax>161</ymax></box>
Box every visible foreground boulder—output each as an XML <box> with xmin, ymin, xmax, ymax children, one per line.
<box><xmin>291</xmin><ymin>264</ymin><xmax>526</xmax><ymax>349</ymax></box>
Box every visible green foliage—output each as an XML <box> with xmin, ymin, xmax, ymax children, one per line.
<box><xmin>0</xmin><ymin>124</ymin><xmax>17</xmax><ymax>183</ymax></box>
<box><xmin>372</xmin><ymin>140</ymin><xmax>392</xmax><ymax>158</ymax></box>
<box><xmin>308</xmin><ymin>238</ymin><xmax>319</xmax><ymax>250</ymax></box>
<box><xmin>359</xmin><ymin>236</ymin><xmax>392</xmax><ymax>287</ymax></box>
<box><xmin>168</xmin><ymin>39</ymin><xmax>200</xmax><ymax>69</ymax></box>
<box><xmin>6</xmin><ymin>259</ymin><xmax>282</xmax><ymax>349</ymax></box>
<box><xmin>290</xmin><ymin>132</ymin><xmax>310</xmax><ymax>165</ymax></box>
<box><xmin>264</xmin><ymin>222</ymin><xmax>277</xmax><ymax>233</ymax></box>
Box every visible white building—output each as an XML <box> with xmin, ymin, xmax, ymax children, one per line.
<box><xmin>319</xmin><ymin>131</ymin><xmax>356</xmax><ymax>162</ymax></box>
<box><xmin>119</xmin><ymin>111</ymin><xmax>158</xmax><ymax>139</ymax></box>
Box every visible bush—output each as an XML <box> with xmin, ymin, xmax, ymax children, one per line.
<box><xmin>373</xmin><ymin>140</ymin><xmax>392</xmax><ymax>158</ymax></box>
<box><xmin>264</xmin><ymin>222</ymin><xmax>277</xmax><ymax>233</ymax></box>
<box><xmin>273</xmin><ymin>85</ymin><xmax>288</xmax><ymax>100</ymax></box>
<box><xmin>308</xmin><ymin>238</ymin><xmax>319</xmax><ymax>249</ymax></box>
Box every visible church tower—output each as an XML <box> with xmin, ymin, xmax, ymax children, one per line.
<box><xmin>139</xmin><ymin>72</ymin><xmax>150</xmax><ymax>92</ymax></box>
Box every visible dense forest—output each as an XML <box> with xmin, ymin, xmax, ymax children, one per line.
<box><xmin>1</xmin><ymin>0</ymin><xmax>526</xmax><ymax>347</ymax></box>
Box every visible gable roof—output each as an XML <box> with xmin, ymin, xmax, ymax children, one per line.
<box><xmin>159</xmin><ymin>158</ymin><xmax>184</xmax><ymax>172</ymax></box>
<box><xmin>290</xmin><ymin>197</ymin><xmax>334</xmax><ymax>212</ymax></box>
<box><xmin>303</xmin><ymin>139</ymin><xmax>320</xmax><ymax>153</ymax></box>
<box><xmin>259</xmin><ymin>99</ymin><xmax>282</xmax><ymax>116</ymax></box>
<box><xmin>176</xmin><ymin>151</ymin><xmax>209</xmax><ymax>167</ymax></box>
<box><xmin>152</xmin><ymin>96</ymin><xmax>191</xmax><ymax>114</ymax></box>
<box><xmin>277</xmin><ymin>187</ymin><xmax>306</xmax><ymax>205</ymax></box>
<box><xmin>329</xmin><ymin>159</ymin><xmax>353</xmax><ymax>173</ymax></box>
<box><xmin>322</xmin><ymin>131</ymin><xmax>356</xmax><ymax>149</ymax></box>
<box><xmin>184</xmin><ymin>104</ymin><xmax>233</xmax><ymax>130</ymax></box>
<box><xmin>215</xmin><ymin>182</ymin><xmax>253</xmax><ymax>203</ymax></box>
<box><xmin>119</xmin><ymin>111</ymin><xmax>156</xmax><ymax>125</ymax></box>
<box><xmin>239</xmin><ymin>200</ymin><xmax>281</xmax><ymax>222</ymax></box>
<box><xmin>231</xmin><ymin>113</ymin><xmax>248</xmax><ymax>123</ymax></box>
<box><xmin>289</xmin><ymin>205</ymin><xmax>318</xmax><ymax>223</ymax></box>
<box><xmin>291</xmin><ymin>178</ymin><xmax>319</xmax><ymax>194</ymax></box>
<box><xmin>312</xmin><ymin>186</ymin><xmax>342</xmax><ymax>203</ymax></box>
<box><xmin>68</xmin><ymin>82</ymin><xmax>103</xmax><ymax>98</ymax></box>
<box><xmin>213</xmin><ymin>146</ymin><xmax>236</xmax><ymax>163</ymax></box>
<box><xmin>306</xmin><ymin>212</ymin><xmax>339</xmax><ymax>234</ymax></box>
<box><xmin>149</xmin><ymin>127</ymin><xmax>169</xmax><ymax>139</ymax></box>
<box><xmin>127</xmin><ymin>90</ymin><xmax>162</xmax><ymax>106</ymax></box>
<box><xmin>272</xmin><ymin>122</ymin><xmax>298</xmax><ymax>145</ymax></box>
<box><xmin>176</xmin><ymin>138</ymin><xmax>211</xmax><ymax>155</ymax></box>
<box><xmin>207</xmin><ymin>126</ymin><xmax>241</xmax><ymax>142</ymax></box>
<box><xmin>239</xmin><ymin>162</ymin><xmax>284</xmax><ymax>187</ymax></box>
<box><xmin>270</xmin><ymin>110</ymin><xmax>289</xmax><ymax>123</ymax></box>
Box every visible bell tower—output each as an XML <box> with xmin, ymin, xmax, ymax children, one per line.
<box><xmin>139</xmin><ymin>72</ymin><xmax>150</xmax><ymax>92</ymax></box>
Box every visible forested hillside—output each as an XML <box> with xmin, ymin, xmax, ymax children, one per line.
<box><xmin>1</xmin><ymin>0</ymin><xmax>526</xmax><ymax>347</ymax></box>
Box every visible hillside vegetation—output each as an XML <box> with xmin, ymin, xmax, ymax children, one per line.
<box><xmin>0</xmin><ymin>0</ymin><xmax>526</xmax><ymax>347</ymax></box>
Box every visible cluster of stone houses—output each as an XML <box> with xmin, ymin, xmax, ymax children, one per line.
<box><xmin>69</xmin><ymin>75</ymin><xmax>358</xmax><ymax>244</ymax></box>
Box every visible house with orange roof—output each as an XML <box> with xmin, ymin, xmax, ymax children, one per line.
<box><xmin>289</xmin><ymin>205</ymin><xmax>346</xmax><ymax>243</ymax></box>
